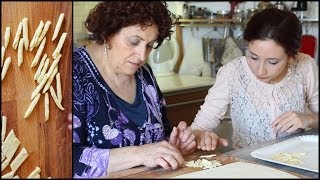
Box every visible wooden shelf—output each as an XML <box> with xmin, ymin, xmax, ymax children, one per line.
<box><xmin>176</xmin><ymin>18</ymin><xmax>241</xmax><ymax>27</ymax></box>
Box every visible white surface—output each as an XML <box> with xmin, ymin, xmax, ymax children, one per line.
<box><xmin>172</xmin><ymin>161</ymin><xmax>299</xmax><ymax>178</ymax></box>
<box><xmin>156</xmin><ymin>74</ymin><xmax>214</xmax><ymax>93</ymax></box>
<box><xmin>251</xmin><ymin>135</ymin><xmax>319</xmax><ymax>173</ymax></box>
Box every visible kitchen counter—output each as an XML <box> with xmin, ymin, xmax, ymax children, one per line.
<box><xmin>104</xmin><ymin>129</ymin><xmax>318</xmax><ymax>178</ymax></box>
<box><xmin>156</xmin><ymin>74</ymin><xmax>214</xmax><ymax>93</ymax></box>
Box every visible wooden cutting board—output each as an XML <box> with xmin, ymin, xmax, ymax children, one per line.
<box><xmin>1</xmin><ymin>2</ymin><xmax>72</xmax><ymax>178</ymax></box>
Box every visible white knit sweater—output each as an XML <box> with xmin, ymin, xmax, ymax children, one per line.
<box><xmin>191</xmin><ymin>53</ymin><xmax>319</xmax><ymax>148</ymax></box>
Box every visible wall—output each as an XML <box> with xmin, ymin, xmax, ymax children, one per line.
<box><xmin>72</xmin><ymin>1</ymin><xmax>319</xmax><ymax>75</ymax></box>
<box><xmin>73</xmin><ymin>1</ymin><xmax>99</xmax><ymax>41</ymax></box>
<box><xmin>167</xmin><ymin>1</ymin><xmax>319</xmax><ymax>76</ymax></box>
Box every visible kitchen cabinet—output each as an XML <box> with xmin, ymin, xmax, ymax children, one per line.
<box><xmin>163</xmin><ymin>86</ymin><xmax>210</xmax><ymax>127</ymax></box>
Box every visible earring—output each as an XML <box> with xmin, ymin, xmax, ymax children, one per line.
<box><xmin>104</xmin><ymin>43</ymin><xmax>109</xmax><ymax>59</ymax></box>
<box><xmin>287</xmin><ymin>62</ymin><xmax>292</xmax><ymax>80</ymax></box>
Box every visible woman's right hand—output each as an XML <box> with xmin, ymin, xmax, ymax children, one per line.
<box><xmin>140</xmin><ymin>141</ymin><xmax>185</xmax><ymax>170</ymax></box>
<box><xmin>193</xmin><ymin>129</ymin><xmax>228</xmax><ymax>151</ymax></box>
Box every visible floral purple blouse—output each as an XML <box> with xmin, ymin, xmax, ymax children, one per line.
<box><xmin>73</xmin><ymin>47</ymin><xmax>172</xmax><ymax>178</ymax></box>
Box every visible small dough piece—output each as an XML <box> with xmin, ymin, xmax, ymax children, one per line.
<box><xmin>29</xmin><ymin>20</ymin><xmax>44</xmax><ymax>51</ymax></box>
<box><xmin>22</xmin><ymin>17</ymin><xmax>29</xmax><ymax>50</ymax></box>
<box><xmin>1</xmin><ymin>152</ymin><xmax>5</xmax><ymax>163</ymax></box>
<box><xmin>56</xmin><ymin>73</ymin><xmax>62</xmax><ymax>102</ymax></box>
<box><xmin>31</xmin><ymin>74</ymin><xmax>49</xmax><ymax>100</ymax></box>
<box><xmin>52</xmin><ymin>13</ymin><xmax>64</xmax><ymax>41</ymax></box>
<box><xmin>42</xmin><ymin>66</ymin><xmax>58</xmax><ymax>93</ymax></box>
<box><xmin>2</xmin><ymin>130</ymin><xmax>16</xmax><ymax>156</ymax></box>
<box><xmin>1</xmin><ymin>170</ymin><xmax>14</xmax><ymax>178</ymax></box>
<box><xmin>24</xmin><ymin>93</ymin><xmax>41</xmax><ymax>118</ymax></box>
<box><xmin>27</xmin><ymin>166</ymin><xmax>41</xmax><ymax>178</ymax></box>
<box><xmin>31</xmin><ymin>37</ymin><xmax>46</xmax><ymax>67</ymax></box>
<box><xmin>1</xmin><ymin>56</ymin><xmax>11</xmax><ymax>81</ymax></box>
<box><xmin>1</xmin><ymin>115</ymin><xmax>7</xmax><ymax>142</ymax></box>
<box><xmin>1</xmin><ymin>46</ymin><xmax>5</xmax><ymax>67</ymax></box>
<box><xmin>37</xmin><ymin>58</ymin><xmax>50</xmax><ymax>83</ymax></box>
<box><xmin>45</xmin><ymin>92</ymin><xmax>49</xmax><ymax>121</ymax></box>
<box><xmin>36</xmin><ymin>21</ymin><xmax>51</xmax><ymax>47</ymax></box>
<box><xmin>5</xmin><ymin>137</ymin><xmax>20</xmax><ymax>162</ymax></box>
<box><xmin>34</xmin><ymin>53</ymin><xmax>47</xmax><ymax>80</ymax></box>
<box><xmin>50</xmin><ymin>86</ymin><xmax>65</xmax><ymax>110</ymax></box>
<box><xmin>17</xmin><ymin>38</ymin><xmax>24</xmax><ymax>67</ymax></box>
<box><xmin>45</xmin><ymin>54</ymin><xmax>62</xmax><ymax>81</ymax></box>
<box><xmin>10</xmin><ymin>148</ymin><xmax>29</xmax><ymax>173</ymax></box>
<box><xmin>4</xmin><ymin>27</ymin><xmax>11</xmax><ymax>48</ymax></box>
<box><xmin>12</xmin><ymin>22</ymin><xmax>23</xmax><ymax>49</ymax></box>
<box><xmin>1</xmin><ymin>158</ymin><xmax>10</xmax><ymax>171</ymax></box>
<box><xmin>52</xmin><ymin>32</ymin><xmax>67</xmax><ymax>59</ymax></box>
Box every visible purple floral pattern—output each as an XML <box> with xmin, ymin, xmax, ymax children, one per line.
<box><xmin>72</xmin><ymin>47</ymin><xmax>172</xmax><ymax>178</ymax></box>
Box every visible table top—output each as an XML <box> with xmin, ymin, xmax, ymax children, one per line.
<box><xmin>156</xmin><ymin>74</ymin><xmax>214</xmax><ymax>93</ymax></box>
<box><xmin>104</xmin><ymin>129</ymin><xmax>318</xmax><ymax>178</ymax></box>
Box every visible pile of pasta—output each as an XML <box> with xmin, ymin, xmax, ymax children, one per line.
<box><xmin>185</xmin><ymin>154</ymin><xmax>222</xmax><ymax>169</ymax></box>
<box><xmin>1</xmin><ymin>115</ymin><xmax>41</xmax><ymax>178</ymax></box>
<box><xmin>1</xmin><ymin>12</ymin><xmax>67</xmax><ymax>178</ymax></box>
<box><xmin>1</xmin><ymin>13</ymin><xmax>66</xmax><ymax>121</ymax></box>
<box><xmin>272</xmin><ymin>152</ymin><xmax>306</xmax><ymax>165</ymax></box>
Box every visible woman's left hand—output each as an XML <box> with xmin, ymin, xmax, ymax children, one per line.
<box><xmin>272</xmin><ymin>111</ymin><xmax>312</xmax><ymax>134</ymax></box>
<box><xmin>169</xmin><ymin>121</ymin><xmax>196</xmax><ymax>155</ymax></box>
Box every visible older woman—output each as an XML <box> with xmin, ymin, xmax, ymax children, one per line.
<box><xmin>72</xmin><ymin>2</ymin><xmax>196</xmax><ymax>178</ymax></box>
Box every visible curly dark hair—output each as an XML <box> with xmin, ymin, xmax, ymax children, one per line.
<box><xmin>244</xmin><ymin>8</ymin><xmax>302</xmax><ymax>57</ymax></box>
<box><xmin>85</xmin><ymin>1</ymin><xmax>174</xmax><ymax>49</ymax></box>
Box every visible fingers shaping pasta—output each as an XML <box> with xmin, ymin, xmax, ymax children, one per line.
<box><xmin>12</xmin><ymin>22</ymin><xmax>23</xmax><ymax>49</ymax></box>
<box><xmin>17</xmin><ymin>38</ymin><xmax>24</xmax><ymax>67</ymax></box>
<box><xmin>1</xmin><ymin>57</ymin><xmax>11</xmax><ymax>81</ymax></box>
<box><xmin>52</xmin><ymin>13</ymin><xmax>64</xmax><ymax>41</ymax></box>
<box><xmin>22</xmin><ymin>18</ymin><xmax>29</xmax><ymax>50</ymax></box>
<box><xmin>4</xmin><ymin>27</ymin><xmax>11</xmax><ymax>49</ymax></box>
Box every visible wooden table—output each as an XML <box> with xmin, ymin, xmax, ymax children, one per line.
<box><xmin>1</xmin><ymin>2</ymin><xmax>72</xmax><ymax>178</ymax></box>
<box><xmin>104</xmin><ymin>129</ymin><xmax>318</xmax><ymax>178</ymax></box>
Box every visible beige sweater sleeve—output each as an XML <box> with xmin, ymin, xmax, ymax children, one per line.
<box><xmin>304</xmin><ymin>54</ymin><xmax>319</xmax><ymax>113</ymax></box>
<box><xmin>191</xmin><ymin>64</ymin><xmax>231</xmax><ymax>131</ymax></box>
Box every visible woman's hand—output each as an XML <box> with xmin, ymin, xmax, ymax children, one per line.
<box><xmin>193</xmin><ymin>129</ymin><xmax>228</xmax><ymax>151</ymax></box>
<box><xmin>140</xmin><ymin>141</ymin><xmax>185</xmax><ymax>170</ymax></box>
<box><xmin>68</xmin><ymin>113</ymin><xmax>72</xmax><ymax>131</ymax></box>
<box><xmin>272</xmin><ymin>111</ymin><xmax>318</xmax><ymax>134</ymax></box>
<box><xmin>169</xmin><ymin>121</ymin><xmax>196</xmax><ymax>155</ymax></box>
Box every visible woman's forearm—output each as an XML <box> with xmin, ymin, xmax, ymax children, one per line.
<box><xmin>107</xmin><ymin>146</ymin><xmax>142</xmax><ymax>174</ymax></box>
<box><xmin>307</xmin><ymin>112</ymin><xmax>319</xmax><ymax>129</ymax></box>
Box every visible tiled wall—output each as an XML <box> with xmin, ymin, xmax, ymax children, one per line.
<box><xmin>73</xmin><ymin>1</ymin><xmax>99</xmax><ymax>41</ymax></box>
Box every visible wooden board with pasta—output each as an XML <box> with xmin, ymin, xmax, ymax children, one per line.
<box><xmin>1</xmin><ymin>2</ymin><xmax>72</xmax><ymax>178</ymax></box>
